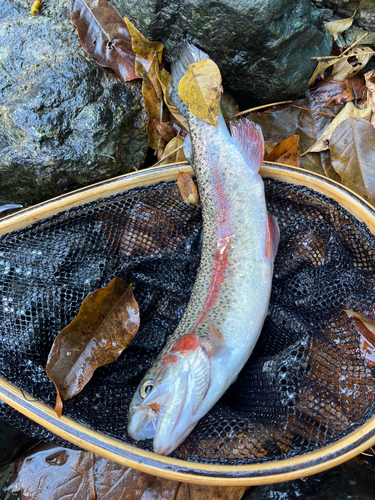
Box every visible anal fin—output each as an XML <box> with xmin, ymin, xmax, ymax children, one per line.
<box><xmin>207</xmin><ymin>317</ymin><xmax>229</xmax><ymax>356</ymax></box>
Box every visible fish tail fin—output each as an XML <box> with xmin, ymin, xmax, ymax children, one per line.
<box><xmin>171</xmin><ymin>43</ymin><xmax>211</xmax><ymax>118</ymax></box>
<box><xmin>230</xmin><ymin>120</ymin><xmax>264</xmax><ymax>173</ymax></box>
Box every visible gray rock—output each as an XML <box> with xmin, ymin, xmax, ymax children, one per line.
<box><xmin>113</xmin><ymin>0</ymin><xmax>332</xmax><ymax>107</ymax></box>
<box><xmin>0</xmin><ymin>0</ymin><xmax>148</xmax><ymax>205</ymax></box>
<box><xmin>315</xmin><ymin>0</ymin><xmax>375</xmax><ymax>31</ymax></box>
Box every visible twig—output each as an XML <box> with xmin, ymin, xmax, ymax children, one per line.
<box><xmin>228</xmin><ymin>100</ymin><xmax>293</xmax><ymax>119</ymax></box>
<box><xmin>311</xmin><ymin>50</ymin><xmax>374</xmax><ymax>61</ymax></box>
<box><xmin>311</xmin><ymin>32</ymin><xmax>370</xmax><ymax>60</ymax></box>
<box><xmin>151</xmin><ymin>145</ymin><xmax>186</xmax><ymax>167</ymax></box>
<box><xmin>291</xmin><ymin>104</ymin><xmax>336</xmax><ymax>117</ymax></box>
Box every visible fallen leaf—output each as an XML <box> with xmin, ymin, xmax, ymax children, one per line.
<box><xmin>177</xmin><ymin>171</ymin><xmax>200</xmax><ymax>206</ymax></box>
<box><xmin>9</xmin><ymin>445</ymin><xmax>248</xmax><ymax>500</ymax></box>
<box><xmin>220</xmin><ymin>92</ymin><xmax>239</xmax><ymax>119</ymax></box>
<box><xmin>123</xmin><ymin>17</ymin><xmax>164</xmax><ymax>149</ymax></box>
<box><xmin>70</xmin><ymin>0</ymin><xmax>137</xmax><ymax>82</ymax></box>
<box><xmin>242</xmin><ymin>105</ymin><xmax>301</xmax><ymax>143</ymax></box>
<box><xmin>303</xmin><ymin>101</ymin><xmax>371</xmax><ymax>153</ymax></box>
<box><xmin>308</xmin><ymin>75</ymin><xmax>355</xmax><ymax>108</ymax></box>
<box><xmin>153</xmin><ymin>120</ymin><xmax>176</xmax><ymax>143</ymax></box>
<box><xmin>330</xmin><ymin>117</ymin><xmax>375</xmax><ymax>205</ymax></box>
<box><xmin>345</xmin><ymin>310</ymin><xmax>375</xmax><ymax>368</ymax></box>
<box><xmin>324</xmin><ymin>17</ymin><xmax>354</xmax><ymax>41</ymax></box>
<box><xmin>365</xmin><ymin>70</ymin><xmax>375</xmax><ymax>127</ymax></box>
<box><xmin>142</xmin><ymin>67</ymin><xmax>164</xmax><ymax>150</ymax></box>
<box><xmin>158</xmin><ymin>67</ymin><xmax>189</xmax><ymax>131</ymax></box>
<box><xmin>265</xmin><ymin>135</ymin><xmax>299</xmax><ymax>167</ymax></box>
<box><xmin>332</xmin><ymin>46</ymin><xmax>375</xmax><ymax>81</ymax></box>
<box><xmin>159</xmin><ymin>137</ymin><xmax>186</xmax><ymax>166</ymax></box>
<box><xmin>46</xmin><ymin>278</ymin><xmax>139</xmax><ymax>416</ymax></box>
<box><xmin>308</xmin><ymin>46</ymin><xmax>375</xmax><ymax>86</ymax></box>
<box><xmin>308</xmin><ymin>59</ymin><xmax>336</xmax><ymax>86</ymax></box>
<box><xmin>178</xmin><ymin>59</ymin><xmax>223</xmax><ymax>126</ymax></box>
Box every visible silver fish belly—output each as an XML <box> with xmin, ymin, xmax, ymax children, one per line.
<box><xmin>127</xmin><ymin>44</ymin><xmax>279</xmax><ymax>455</ymax></box>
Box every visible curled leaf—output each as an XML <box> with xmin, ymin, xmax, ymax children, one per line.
<box><xmin>177</xmin><ymin>171</ymin><xmax>200</xmax><ymax>207</ymax></box>
<box><xmin>324</xmin><ymin>17</ymin><xmax>354</xmax><ymax>41</ymax></box>
<box><xmin>124</xmin><ymin>17</ymin><xmax>165</xmax><ymax>149</ymax></box>
<box><xmin>332</xmin><ymin>46</ymin><xmax>375</xmax><ymax>81</ymax></box>
<box><xmin>159</xmin><ymin>136</ymin><xmax>186</xmax><ymax>166</ymax></box>
<box><xmin>69</xmin><ymin>0</ymin><xmax>137</xmax><ymax>82</ymax></box>
<box><xmin>265</xmin><ymin>135</ymin><xmax>299</xmax><ymax>167</ymax></box>
<box><xmin>178</xmin><ymin>59</ymin><xmax>223</xmax><ymax>126</ymax></box>
<box><xmin>330</xmin><ymin>117</ymin><xmax>375</xmax><ymax>205</ymax></box>
<box><xmin>153</xmin><ymin>120</ymin><xmax>176</xmax><ymax>143</ymax></box>
<box><xmin>157</xmin><ymin>68</ymin><xmax>189</xmax><ymax>131</ymax></box>
<box><xmin>365</xmin><ymin>70</ymin><xmax>375</xmax><ymax>127</ymax></box>
<box><xmin>46</xmin><ymin>278</ymin><xmax>140</xmax><ymax>416</ymax></box>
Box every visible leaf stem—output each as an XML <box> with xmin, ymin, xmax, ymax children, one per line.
<box><xmin>311</xmin><ymin>32</ymin><xmax>370</xmax><ymax>60</ymax></box>
<box><xmin>228</xmin><ymin>100</ymin><xmax>293</xmax><ymax>119</ymax></box>
<box><xmin>291</xmin><ymin>105</ymin><xmax>336</xmax><ymax>117</ymax></box>
<box><xmin>151</xmin><ymin>145</ymin><xmax>186</xmax><ymax>167</ymax></box>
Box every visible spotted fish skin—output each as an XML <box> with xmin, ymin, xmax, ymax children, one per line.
<box><xmin>127</xmin><ymin>44</ymin><xmax>279</xmax><ymax>456</ymax></box>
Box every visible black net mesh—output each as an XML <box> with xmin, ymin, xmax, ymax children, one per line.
<box><xmin>0</xmin><ymin>175</ymin><xmax>375</xmax><ymax>465</ymax></box>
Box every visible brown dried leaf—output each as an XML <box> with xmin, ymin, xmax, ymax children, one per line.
<box><xmin>308</xmin><ymin>59</ymin><xmax>337</xmax><ymax>86</ymax></box>
<box><xmin>365</xmin><ymin>70</ymin><xmax>375</xmax><ymax>127</ymax></box>
<box><xmin>330</xmin><ymin>117</ymin><xmax>375</xmax><ymax>205</ymax></box>
<box><xmin>324</xmin><ymin>17</ymin><xmax>354</xmax><ymax>41</ymax></box>
<box><xmin>153</xmin><ymin>120</ymin><xmax>176</xmax><ymax>143</ymax></box>
<box><xmin>332</xmin><ymin>46</ymin><xmax>375</xmax><ymax>81</ymax></box>
<box><xmin>46</xmin><ymin>278</ymin><xmax>139</xmax><ymax>416</ymax></box>
<box><xmin>296</xmin><ymin>108</ymin><xmax>340</xmax><ymax>180</ymax></box>
<box><xmin>10</xmin><ymin>446</ymin><xmax>247</xmax><ymax>500</ymax></box>
<box><xmin>69</xmin><ymin>0</ymin><xmax>137</xmax><ymax>82</ymax></box>
<box><xmin>159</xmin><ymin>137</ymin><xmax>186</xmax><ymax>166</ymax></box>
<box><xmin>178</xmin><ymin>59</ymin><xmax>223</xmax><ymax>126</ymax></box>
<box><xmin>177</xmin><ymin>171</ymin><xmax>200</xmax><ymax>207</ymax></box>
<box><xmin>265</xmin><ymin>134</ymin><xmax>299</xmax><ymax>167</ymax></box>
<box><xmin>157</xmin><ymin>68</ymin><xmax>189</xmax><ymax>131</ymax></box>
<box><xmin>123</xmin><ymin>17</ymin><xmax>164</xmax><ymax>149</ymax></box>
<box><xmin>244</xmin><ymin>105</ymin><xmax>301</xmax><ymax>143</ymax></box>
<box><xmin>304</xmin><ymin>101</ymin><xmax>371</xmax><ymax>153</ymax></box>
<box><xmin>308</xmin><ymin>75</ymin><xmax>355</xmax><ymax>108</ymax></box>
<box><xmin>345</xmin><ymin>310</ymin><xmax>375</xmax><ymax>368</ymax></box>
<box><xmin>142</xmin><ymin>67</ymin><xmax>164</xmax><ymax>150</ymax></box>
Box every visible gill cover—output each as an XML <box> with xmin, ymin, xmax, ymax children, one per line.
<box><xmin>127</xmin><ymin>335</ymin><xmax>211</xmax><ymax>455</ymax></box>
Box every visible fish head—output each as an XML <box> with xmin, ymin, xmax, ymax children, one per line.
<box><xmin>127</xmin><ymin>333</ymin><xmax>211</xmax><ymax>455</ymax></box>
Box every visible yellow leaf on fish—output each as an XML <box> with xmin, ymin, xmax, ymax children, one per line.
<box><xmin>178</xmin><ymin>59</ymin><xmax>223</xmax><ymax>126</ymax></box>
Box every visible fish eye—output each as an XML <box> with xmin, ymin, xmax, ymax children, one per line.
<box><xmin>140</xmin><ymin>379</ymin><xmax>154</xmax><ymax>399</ymax></box>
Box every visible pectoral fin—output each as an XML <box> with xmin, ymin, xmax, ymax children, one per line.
<box><xmin>229</xmin><ymin>119</ymin><xmax>264</xmax><ymax>173</ymax></box>
<box><xmin>265</xmin><ymin>215</ymin><xmax>280</xmax><ymax>261</ymax></box>
<box><xmin>207</xmin><ymin>317</ymin><xmax>229</xmax><ymax>356</ymax></box>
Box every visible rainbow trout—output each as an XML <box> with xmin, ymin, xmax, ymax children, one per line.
<box><xmin>127</xmin><ymin>44</ymin><xmax>279</xmax><ymax>455</ymax></box>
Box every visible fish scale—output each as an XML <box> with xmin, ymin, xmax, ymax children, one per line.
<box><xmin>127</xmin><ymin>43</ymin><xmax>279</xmax><ymax>455</ymax></box>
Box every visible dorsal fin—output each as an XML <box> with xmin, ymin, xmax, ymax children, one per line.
<box><xmin>229</xmin><ymin>119</ymin><xmax>264</xmax><ymax>173</ymax></box>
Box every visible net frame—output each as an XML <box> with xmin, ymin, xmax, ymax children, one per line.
<box><xmin>0</xmin><ymin>162</ymin><xmax>375</xmax><ymax>485</ymax></box>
